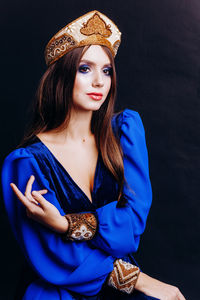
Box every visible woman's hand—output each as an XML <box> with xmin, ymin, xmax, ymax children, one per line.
<box><xmin>135</xmin><ymin>272</ymin><xmax>186</xmax><ymax>300</ymax></box>
<box><xmin>10</xmin><ymin>175</ymin><xmax>68</xmax><ymax>233</ymax></box>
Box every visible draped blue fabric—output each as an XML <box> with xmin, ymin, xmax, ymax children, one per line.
<box><xmin>1</xmin><ymin>109</ymin><xmax>156</xmax><ymax>300</ymax></box>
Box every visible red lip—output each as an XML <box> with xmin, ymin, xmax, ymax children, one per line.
<box><xmin>87</xmin><ymin>92</ymin><xmax>103</xmax><ymax>101</ymax></box>
<box><xmin>87</xmin><ymin>93</ymin><xmax>103</xmax><ymax>96</ymax></box>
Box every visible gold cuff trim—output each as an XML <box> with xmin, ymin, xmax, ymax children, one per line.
<box><xmin>63</xmin><ymin>213</ymin><xmax>97</xmax><ymax>241</ymax></box>
<box><xmin>107</xmin><ymin>259</ymin><xmax>140</xmax><ymax>294</ymax></box>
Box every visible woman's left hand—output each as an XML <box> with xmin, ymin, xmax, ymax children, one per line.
<box><xmin>10</xmin><ymin>175</ymin><xmax>69</xmax><ymax>233</ymax></box>
<box><xmin>135</xmin><ymin>272</ymin><xmax>186</xmax><ymax>300</ymax></box>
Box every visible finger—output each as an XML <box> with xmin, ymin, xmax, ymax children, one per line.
<box><xmin>37</xmin><ymin>189</ymin><xmax>48</xmax><ymax>195</ymax></box>
<box><xmin>178</xmin><ymin>291</ymin><xmax>186</xmax><ymax>300</ymax></box>
<box><xmin>30</xmin><ymin>190</ymin><xmax>48</xmax><ymax>204</ymax></box>
<box><xmin>25</xmin><ymin>175</ymin><xmax>35</xmax><ymax>198</ymax></box>
<box><xmin>31</xmin><ymin>191</ymin><xmax>47</xmax><ymax>208</ymax></box>
<box><xmin>10</xmin><ymin>183</ymin><xmax>32</xmax><ymax>209</ymax></box>
<box><xmin>30</xmin><ymin>198</ymin><xmax>39</xmax><ymax>205</ymax></box>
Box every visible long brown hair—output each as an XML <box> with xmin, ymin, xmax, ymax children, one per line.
<box><xmin>21</xmin><ymin>45</ymin><xmax>126</xmax><ymax>206</ymax></box>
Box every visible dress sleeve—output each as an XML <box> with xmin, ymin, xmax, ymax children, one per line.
<box><xmin>90</xmin><ymin>109</ymin><xmax>152</xmax><ymax>257</ymax></box>
<box><xmin>1</xmin><ymin>148</ymin><xmax>114</xmax><ymax>296</ymax></box>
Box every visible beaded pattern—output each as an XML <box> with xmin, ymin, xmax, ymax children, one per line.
<box><xmin>71</xmin><ymin>224</ymin><xmax>93</xmax><ymax>240</ymax></box>
<box><xmin>63</xmin><ymin>213</ymin><xmax>97</xmax><ymax>241</ymax></box>
<box><xmin>45</xmin><ymin>33</ymin><xmax>77</xmax><ymax>65</ymax></box>
<box><xmin>108</xmin><ymin>259</ymin><xmax>140</xmax><ymax>294</ymax></box>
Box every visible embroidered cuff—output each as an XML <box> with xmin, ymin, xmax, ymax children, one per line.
<box><xmin>107</xmin><ymin>259</ymin><xmax>140</xmax><ymax>294</ymax></box>
<box><xmin>62</xmin><ymin>213</ymin><xmax>97</xmax><ymax>241</ymax></box>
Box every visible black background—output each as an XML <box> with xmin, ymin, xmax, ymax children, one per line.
<box><xmin>1</xmin><ymin>0</ymin><xmax>200</xmax><ymax>299</ymax></box>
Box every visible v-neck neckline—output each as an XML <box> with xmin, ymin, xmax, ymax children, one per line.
<box><xmin>34</xmin><ymin>136</ymin><xmax>99</xmax><ymax>204</ymax></box>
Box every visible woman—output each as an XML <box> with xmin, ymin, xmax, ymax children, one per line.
<box><xmin>1</xmin><ymin>10</ymin><xmax>185</xmax><ymax>300</ymax></box>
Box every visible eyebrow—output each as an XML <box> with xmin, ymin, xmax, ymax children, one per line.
<box><xmin>79</xmin><ymin>59</ymin><xmax>112</xmax><ymax>67</ymax></box>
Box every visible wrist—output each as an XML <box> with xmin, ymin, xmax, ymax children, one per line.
<box><xmin>54</xmin><ymin>215</ymin><xmax>69</xmax><ymax>233</ymax></box>
<box><xmin>135</xmin><ymin>272</ymin><xmax>147</xmax><ymax>292</ymax></box>
<box><xmin>135</xmin><ymin>272</ymin><xmax>157</xmax><ymax>295</ymax></box>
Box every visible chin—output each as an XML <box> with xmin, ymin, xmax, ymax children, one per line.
<box><xmin>81</xmin><ymin>102</ymin><xmax>105</xmax><ymax>112</ymax></box>
<box><xmin>72</xmin><ymin>99</ymin><xmax>106</xmax><ymax>113</ymax></box>
<box><xmin>89</xmin><ymin>103</ymin><xmax>104</xmax><ymax>111</ymax></box>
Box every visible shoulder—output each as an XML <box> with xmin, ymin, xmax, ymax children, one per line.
<box><xmin>2</xmin><ymin>137</ymin><xmax>45</xmax><ymax>166</ymax></box>
<box><xmin>3</xmin><ymin>147</ymin><xmax>34</xmax><ymax>165</ymax></box>
<box><xmin>1</xmin><ymin>147</ymin><xmax>40</xmax><ymax>178</ymax></box>
<box><xmin>112</xmin><ymin>109</ymin><xmax>145</xmax><ymax>140</ymax></box>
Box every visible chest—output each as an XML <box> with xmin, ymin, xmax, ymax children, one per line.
<box><xmin>29</xmin><ymin>141</ymin><xmax>119</xmax><ymax>213</ymax></box>
<box><xmin>46</xmin><ymin>143</ymin><xmax>98</xmax><ymax>202</ymax></box>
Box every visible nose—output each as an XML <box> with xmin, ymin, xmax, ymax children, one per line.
<box><xmin>92</xmin><ymin>70</ymin><xmax>104</xmax><ymax>88</ymax></box>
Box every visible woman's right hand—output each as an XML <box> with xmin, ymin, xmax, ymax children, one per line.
<box><xmin>135</xmin><ymin>272</ymin><xmax>186</xmax><ymax>300</ymax></box>
<box><xmin>10</xmin><ymin>175</ymin><xmax>69</xmax><ymax>233</ymax></box>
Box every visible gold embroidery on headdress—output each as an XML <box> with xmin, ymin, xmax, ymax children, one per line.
<box><xmin>45</xmin><ymin>33</ymin><xmax>77</xmax><ymax>65</ymax></box>
<box><xmin>79</xmin><ymin>35</ymin><xmax>114</xmax><ymax>56</ymax></box>
<box><xmin>80</xmin><ymin>12</ymin><xmax>112</xmax><ymax>37</ymax></box>
<box><xmin>44</xmin><ymin>10</ymin><xmax>121</xmax><ymax>66</ymax></box>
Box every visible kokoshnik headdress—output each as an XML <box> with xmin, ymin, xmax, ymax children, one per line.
<box><xmin>45</xmin><ymin>10</ymin><xmax>121</xmax><ymax>66</ymax></box>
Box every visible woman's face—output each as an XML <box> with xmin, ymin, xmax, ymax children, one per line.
<box><xmin>72</xmin><ymin>45</ymin><xmax>112</xmax><ymax>112</ymax></box>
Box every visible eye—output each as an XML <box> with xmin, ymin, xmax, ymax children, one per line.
<box><xmin>103</xmin><ymin>67</ymin><xmax>113</xmax><ymax>76</ymax></box>
<box><xmin>78</xmin><ymin>64</ymin><xmax>90</xmax><ymax>73</ymax></box>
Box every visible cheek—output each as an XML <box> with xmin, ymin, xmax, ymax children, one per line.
<box><xmin>105</xmin><ymin>78</ymin><xmax>112</xmax><ymax>94</ymax></box>
<box><xmin>73</xmin><ymin>74</ymin><xmax>90</xmax><ymax>94</ymax></box>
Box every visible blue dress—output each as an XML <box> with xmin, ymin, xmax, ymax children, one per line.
<box><xmin>1</xmin><ymin>109</ymin><xmax>157</xmax><ymax>300</ymax></box>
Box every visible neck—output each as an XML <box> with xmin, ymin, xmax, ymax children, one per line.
<box><xmin>43</xmin><ymin>109</ymin><xmax>94</xmax><ymax>145</ymax></box>
<box><xmin>66</xmin><ymin>109</ymin><xmax>93</xmax><ymax>141</ymax></box>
